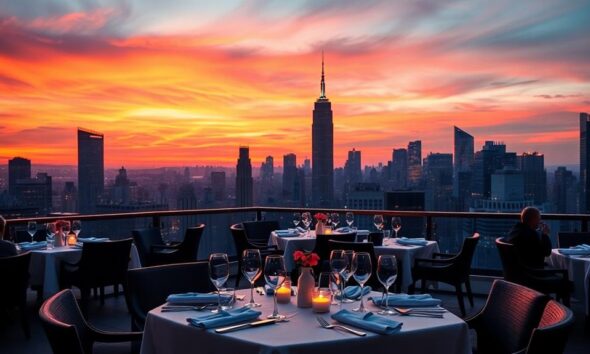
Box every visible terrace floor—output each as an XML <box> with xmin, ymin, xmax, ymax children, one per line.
<box><xmin>1</xmin><ymin>279</ymin><xmax>589</xmax><ymax>354</ymax></box>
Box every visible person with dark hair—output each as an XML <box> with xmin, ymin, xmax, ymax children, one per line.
<box><xmin>0</xmin><ymin>215</ymin><xmax>18</xmax><ymax>257</ymax></box>
<box><xmin>507</xmin><ymin>207</ymin><xmax>552</xmax><ymax>268</ymax></box>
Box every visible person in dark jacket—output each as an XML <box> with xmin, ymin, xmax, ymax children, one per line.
<box><xmin>507</xmin><ymin>207</ymin><xmax>552</xmax><ymax>268</ymax></box>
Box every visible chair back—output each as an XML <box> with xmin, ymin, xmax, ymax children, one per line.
<box><xmin>496</xmin><ymin>237</ymin><xmax>526</xmax><ymax>282</ymax></box>
<box><xmin>453</xmin><ymin>233</ymin><xmax>480</xmax><ymax>277</ymax></box>
<box><xmin>328</xmin><ymin>240</ymin><xmax>381</xmax><ymax>289</ymax></box>
<box><xmin>230</xmin><ymin>223</ymin><xmax>249</xmax><ymax>257</ymax></box>
<box><xmin>175</xmin><ymin>224</ymin><xmax>205</xmax><ymax>262</ymax></box>
<box><xmin>473</xmin><ymin>280</ymin><xmax>549</xmax><ymax>354</ymax></box>
<box><xmin>368</xmin><ymin>232</ymin><xmax>383</xmax><ymax>246</ymax></box>
<box><xmin>313</xmin><ymin>232</ymin><xmax>357</xmax><ymax>265</ymax></box>
<box><xmin>39</xmin><ymin>289</ymin><xmax>91</xmax><ymax>354</ymax></box>
<box><xmin>0</xmin><ymin>239</ymin><xmax>18</xmax><ymax>257</ymax></box>
<box><xmin>132</xmin><ymin>228</ymin><xmax>162</xmax><ymax>266</ymax></box>
<box><xmin>557</xmin><ymin>232</ymin><xmax>590</xmax><ymax>249</ymax></box>
<box><xmin>78</xmin><ymin>239</ymin><xmax>132</xmax><ymax>287</ymax></box>
<box><xmin>0</xmin><ymin>252</ymin><xmax>31</xmax><ymax>304</ymax></box>
<box><xmin>126</xmin><ymin>261</ymin><xmax>215</xmax><ymax>330</ymax></box>
<box><xmin>242</xmin><ymin>220</ymin><xmax>280</xmax><ymax>244</ymax></box>
<box><xmin>523</xmin><ymin>300</ymin><xmax>574</xmax><ymax>354</ymax></box>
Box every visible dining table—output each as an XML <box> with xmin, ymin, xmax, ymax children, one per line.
<box><xmin>269</xmin><ymin>231</ymin><xmax>440</xmax><ymax>291</ymax></box>
<box><xmin>548</xmin><ymin>249</ymin><xmax>590</xmax><ymax>315</ymax></box>
<box><xmin>25</xmin><ymin>241</ymin><xmax>141</xmax><ymax>299</ymax></box>
<box><xmin>140</xmin><ymin>289</ymin><xmax>470</xmax><ymax>354</ymax></box>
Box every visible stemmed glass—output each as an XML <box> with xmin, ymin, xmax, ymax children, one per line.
<box><xmin>373</xmin><ymin>215</ymin><xmax>384</xmax><ymax>232</ymax></box>
<box><xmin>331</xmin><ymin>213</ymin><xmax>340</xmax><ymax>230</ymax></box>
<box><xmin>46</xmin><ymin>223</ymin><xmax>56</xmax><ymax>249</ymax></box>
<box><xmin>392</xmin><ymin>217</ymin><xmax>402</xmax><ymax>239</ymax></box>
<box><xmin>301</xmin><ymin>212</ymin><xmax>312</xmax><ymax>237</ymax></box>
<box><xmin>242</xmin><ymin>249</ymin><xmax>262</xmax><ymax>308</ymax></box>
<box><xmin>293</xmin><ymin>213</ymin><xmax>301</xmax><ymax>229</ymax></box>
<box><xmin>346</xmin><ymin>212</ymin><xmax>355</xmax><ymax>229</ymax></box>
<box><xmin>208</xmin><ymin>253</ymin><xmax>230</xmax><ymax>313</ymax></box>
<box><xmin>27</xmin><ymin>221</ymin><xmax>37</xmax><ymax>242</ymax></box>
<box><xmin>377</xmin><ymin>255</ymin><xmax>398</xmax><ymax>315</ymax></box>
<box><xmin>72</xmin><ymin>220</ymin><xmax>82</xmax><ymax>237</ymax></box>
<box><xmin>264</xmin><ymin>255</ymin><xmax>287</xmax><ymax>320</ymax></box>
<box><xmin>352</xmin><ymin>252</ymin><xmax>372</xmax><ymax>312</ymax></box>
<box><xmin>330</xmin><ymin>250</ymin><xmax>348</xmax><ymax>306</ymax></box>
<box><xmin>61</xmin><ymin>221</ymin><xmax>71</xmax><ymax>245</ymax></box>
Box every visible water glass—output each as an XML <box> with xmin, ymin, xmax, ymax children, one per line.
<box><xmin>27</xmin><ymin>221</ymin><xmax>37</xmax><ymax>242</ymax></box>
<box><xmin>72</xmin><ymin>220</ymin><xmax>82</xmax><ymax>237</ymax></box>
<box><xmin>331</xmin><ymin>213</ymin><xmax>340</xmax><ymax>229</ymax></box>
<box><xmin>264</xmin><ymin>255</ymin><xmax>287</xmax><ymax>319</ymax></box>
<box><xmin>293</xmin><ymin>213</ymin><xmax>301</xmax><ymax>228</ymax></box>
<box><xmin>208</xmin><ymin>253</ymin><xmax>229</xmax><ymax>313</ymax></box>
<box><xmin>46</xmin><ymin>223</ymin><xmax>56</xmax><ymax>249</ymax></box>
<box><xmin>373</xmin><ymin>215</ymin><xmax>384</xmax><ymax>231</ymax></box>
<box><xmin>219</xmin><ymin>288</ymin><xmax>236</xmax><ymax>310</ymax></box>
<box><xmin>392</xmin><ymin>217</ymin><xmax>402</xmax><ymax>238</ymax></box>
<box><xmin>345</xmin><ymin>212</ymin><xmax>354</xmax><ymax>228</ymax></box>
<box><xmin>377</xmin><ymin>255</ymin><xmax>398</xmax><ymax>315</ymax></box>
<box><xmin>352</xmin><ymin>252</ymin><xmax>372</xmax><ymax>312</ymax></box>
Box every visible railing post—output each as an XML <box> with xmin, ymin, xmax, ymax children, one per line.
<box><xmin>426</xmin><ymin>216</ymin><xmax>433</xmax><ymax>241</ymax></box>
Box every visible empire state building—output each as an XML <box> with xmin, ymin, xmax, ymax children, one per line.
<box><xmin>312</xmin><ymin>53</ymin><xmax>334</xmax><ymax>207</ymax></box>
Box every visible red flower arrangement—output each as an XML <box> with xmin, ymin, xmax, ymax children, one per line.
<box><xmin>314</xmin><ymin>213</ymin><xmax>328</xmax><ymax>222</ymax></box>
<box><xmin>293</xmin><ymin>250</ymin><xmax>320</xmax><ymax>267</ymax></box>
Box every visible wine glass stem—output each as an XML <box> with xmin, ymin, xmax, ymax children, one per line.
<box><xmin>217</xmin><ymin>290</ymin><xmax>222</xmax><ymax>312</ymax></box>
<box><xmin>359</xmin><ymin>284</ymin><xmax>365</xmax><ymax>312</ymax></box>
<box><xmin>250</xmin><ymin>282</ymin><xmax>255</xmax><ymax>304</ymax></box>
<box><xmin>383</xmin><ymin>287</ymin><xmax>389</xmax><ymax>312</ymax></box>
<box><xmin>339</xmin><ymin>275</ymin><xmax>345</xmax><ymax>308</ymax></box>
<box><xmin>273</xmin><ymin>293</ymin><xmax>279</xmax><ymax>317</ymax></box>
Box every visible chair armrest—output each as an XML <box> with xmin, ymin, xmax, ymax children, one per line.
<box><xmin>92</xmin><ymin>329</ymin><xmax>143</xmax><ymax>343</ymax></box>
<box><xmin>432</xmin><ymin>252</ymin><xmax>456</xmax><ymax>259</ymax></box>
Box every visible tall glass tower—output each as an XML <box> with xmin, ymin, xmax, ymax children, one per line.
<box><xmin>77</xmin><ymin>128</ymin><xmax>104</xmax><ymax>214</ymax></box>
<box><xmin>580</xmin><ymin>112</ymin><xmax>590</xmax><ymax>212</ymax></box>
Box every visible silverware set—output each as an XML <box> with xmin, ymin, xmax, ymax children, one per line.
<box><xmin>316</xmin><ymin>316</ymin><xmax>367</xmax><ymax>336</ymax></box>
<box><xmin>392</xmin><ymin>307</ymin><xmax>447</xmax><ymax>318</ymax></box>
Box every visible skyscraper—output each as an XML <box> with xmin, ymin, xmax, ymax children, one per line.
<box><xmin>580</xmin><ymin>112</ymin><xmax>590</xmax><ymax>213</ymax></box>
<box><xmin>312</xmin><ymin>53</ymin><xmax>334</xmax><ymax>207</ymax></box>
<box><xmin>15</xmin><ymin>172</ymin><xmax>52</xmax><ymax>214</ymax></box>
<box><xmin>344</xmin><ymin>149</ymin><xmax>362</xmax><ymax>187</ymax></box>
<box><xmin>423</xmin><ymin>153</ymin><xmax>453</xmax><ymax>211</ymax></box>
<box><xmin>8</xmin><ymin>157</ymin><xmax>31</xmax><ymax>197</ymax></box>
<box><xmin>77</xmin><ymin>128</ymin><xmax>104</xmax><ymax>214</ymax></box>
<box><xmin>472</xmin><ymin>141</ymin><xmax>515</xmax><ymax>199</ymax></box>
<box><xmin>517</xmin><ymin>152</ymin><xmax>546</xmax><ymax>204</ymax></box>
<box><xmin>453</xmin><ymin>127</ymin><xmax>474</xmax><ymax>210</ymax></box>
<box><xmin>407</xmin><ymin>141</ymin><xmax>422</xmax><ymax>188</ymax></box>
<box><xmin>282</xmin><ymin>153</ymin><xmax>297</xmax><ymax>201</ymax></box>
<box><xmin>391</xmin><ymin>148</ymin><xmax>408</xmax><ymax>190</ymax></box>
<box><xmin>236</xmin><ymin>146</ymin><xmax>253</xmax><ymax>207</ymax></box>
<box><xmin>210</xmin><ymin>171</ymin><xmax>226</xmax><ymax>202</ymax></box>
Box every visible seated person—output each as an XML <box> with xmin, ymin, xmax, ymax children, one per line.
<box><xmin>507</xmin><ymin>207</ymin><xmax>552</xmax><ymax>268</ymax></box>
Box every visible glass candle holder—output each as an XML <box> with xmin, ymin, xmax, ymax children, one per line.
<box><xmin>276</xmin><ymin>279</ymin><xmax>291</xmax><ymax>304</ymax></box>
<box><xmin>312</xmin><ymin>289</ymin><xmax>332</xmax><ymax>313</ymax></box>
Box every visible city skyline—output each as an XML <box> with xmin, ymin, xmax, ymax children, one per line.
<box><xmin>1</xmin><ymin>1</ymin><xmax>589</xmax><ymax>168</ymax></box>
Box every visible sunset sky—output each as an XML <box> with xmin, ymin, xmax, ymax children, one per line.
<box><xmin>0</xmin><ymin>0</ymin><xmax>589</xmax><ymax>168</ymax></box>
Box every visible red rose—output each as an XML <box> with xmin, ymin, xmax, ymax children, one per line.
<box><xmin>293</xmin><ymin>250</ymin><xmax>304</xmax><ymax>262</ymax></box>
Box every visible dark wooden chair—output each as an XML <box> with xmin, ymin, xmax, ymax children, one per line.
<box><xmin>0</xmin><ymin>252</ymin><xmax>31</xmax><ymax>338</ymax></box>
<box><xmin>327</xmin><ymin>240</ymin><xmax>385</xmax><ymax>290</ymax></box>
<box><xmin>230</xmin><ymin>223</ymin><xmax>280</xmax><ymax>288</ymax></box>
<box><xmin>0</xmin><ymin>239</ymin><xmax>18</xmax><ymax>257</ymax></box>
<box><xmin>150</xmin><ymin>224</ymin><xmax>205</xmax><ymax>264</ymax></box>
<box><xmin>242</xmin><ymin>220</ymin><xmax>280</xmax><ymax>247</ymax></box>
<box><xmin>466</xmin><ymin>280</ymin><xmax>550</xmax><ymax>354</ymax></box>
<box><xmin>516</xmin><ymin>299</ymin><xmax>575</xmax><ymax>354</ymax></box>
<box><xmin>125</xmin><ymin>261</ymin><xmax>215</xmax><ymax>331</ymax></box>
<box><xmin>39</xmin><ymin>289</ymin><xmax>142</xmax><ymax>354</ymax></box>
<box><xmin>410</xmin><ymin>233</ymin><xmax>479</xmax><ymax>317</ymax></box>
<box><xmin>60</xmin><ymin>239</ymin><xmax>133</xmax><ymax>316</ymax></box>
<box><xmin>367</xmin><ymin>232</ymin><xmax>384</xmax><ymax>246</ymax></box>
<box><xmin>496</xmin><ymin>237</ymin><xmax>571</xmax><ymax>306</ymax></box>
<box><xmin>557</xmin><ymin>232</ymin><xmax>590</xmax><ymax>249</ymax></box>
<box><xmin>312</xmin><ymin>232</ymin><xmax>356</xmax><ymax>272</ymax></box>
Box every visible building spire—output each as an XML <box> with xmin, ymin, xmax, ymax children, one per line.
<box><xmin>319</xmin><ymin>50</ymin><xmax>327</xmax><ymax>99</ymax></box>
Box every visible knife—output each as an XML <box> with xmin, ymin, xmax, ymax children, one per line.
<box><xmin>215</xmin><ymin>319</ymin><xmax>277</xmax><ymax>333</ymax></box>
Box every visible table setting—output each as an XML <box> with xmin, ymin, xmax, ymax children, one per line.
<box><xmin>549</xmin><ymin>246</ymin><xmax>590</xmax><ymax>315</ymax></box>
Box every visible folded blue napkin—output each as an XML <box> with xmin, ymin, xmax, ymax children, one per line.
<box><xmin>274</xmin><ymin>229</ymin><xmax>300</xmax><ymax>237</ymax></box>
<box><xmin>77</xmin><ymin>237</ymin><xmax>109</xmax><ymax>243</ymax></box>
<box><xmin>558</xmin><ymin>244</ymin><xmax>590</xmax><ymax>255</ymax></box>
<box><xmin>396</xmin><ymin>237</ymin><xmax>428</xmax><ymax>246</ymax></box>
<box><xmin>336</xmin><ymin>286</ymin><xmax>372</xmax><ymax>300</ymax></box>
<box><xmin>18</xmin><ymin>241</ymin><xmax>47</xmax><ymax>250</ymax></box>
<box><xmin>331</xmin><ymin>309</ymin><xmax>402</xmax><ymax>335</ymax></box>
<box><xmin>370</xmin><ymin>293</ymin><xmax>442</xmax><ymax>307</ymax></box>
<box><xmin>166</xmin><ymin>292</ymin><xmax>230</xmax><ymax>305</ymax></box>
<box><xmin>187</xmin><ymin>307</ymin><xmax>262</xmax><ymax>329</ymax></box>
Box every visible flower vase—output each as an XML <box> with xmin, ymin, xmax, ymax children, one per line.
<box><xmin>296</xmin><ymin>267</ymin><xmax>314</xmax><ymax>308</ymax></box>
<box><xmin>315</xmin><ymin>221</ymin><xmax>326</xmax><ymax>235</ymax></box>
<box><xmin>55</xmin><ymin>232</ymin><xmax>66</xmax><ymax>247</ymax></box>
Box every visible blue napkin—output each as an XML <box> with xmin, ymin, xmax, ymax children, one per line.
<box><xmin>336</xmin><ymin>286</ymin><xmax>372</xmax><ymax>300</ymax></box>
<box><xmin>18</xmin><ymin>241</ymin><xmax>47</xmax><ymax>250</ymax></box>
<box><xmin>371</xmin><ymin>293</ymin><xmax>442</xmax><ymax>307</ymax></box>
<box><xmin>274</xmin><ymin>229</ymin><xmax>300</xmax><ymax>237</ymax></box>
<box><xmin>187</xmin><ymin>307</ymin><xmax>261</xmax><ymax>329</ymax></box>
<box><xmin>77</xmin><ymin>237</ymin><xmax>109</xmax><ymax>243</ymax></box>
<box><xmin>166</xmin><ymin>292</ymin><xmax>229</xmax><ymax>305</ymax></box>
<box><xmin>396</xmin><ymin>237</ymin><xmax>428</xmax><ymax>246</ymax></box>
<box><xmin>331</xmin><ymin>309</ymin><xmax>402</xmax><ymax>334</ymax></box>
<box><xmin>558</xmin><ymin>244</ymin><xmax>590</xmax><ymax>255</ymax></box>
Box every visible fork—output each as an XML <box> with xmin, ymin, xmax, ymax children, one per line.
<box><xmin>393</xmin><ymin>308</ymin><xmax>444</xmax><ymax>318</ymax></box>
<box><xmin>315</xmin><ymin>316</ymin><xmax>366</xmax><ymax>336</ymax></box>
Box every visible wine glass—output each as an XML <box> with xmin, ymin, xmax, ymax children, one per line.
<box><xmin>373</xmin><ymin>215</ymin><xmax>384</xmax><ymax>231</ymax></box>
<box><xmin>61</xmin><ymin>221</ymin><xmax>71</xmax><ymax>245</ymax></box>
<box><xmin>72</xmin><ymin>220</ymin><xmax>82</xmax><ymax>237</ymax></box>
<box><xmin>345</xmin><ymin>212</ymin><xmax>354</xmax><ymax>229</ymax></box>
<box><xmin>392</xmin><ymin>217</ymin><xmax>402</xmax><ymax>239</ymax></box>
<box><xmin>264</xmin><ymin>255</ymin><xmax>287</xmax><ymax>319</ymax></box>
<box><xmin>46</xmin><ymin>222</ymin><xmax>56</xmax><ymax>249</ymax></box>
<box><xmin>301</xmin><ymin>212</ymin><xmax>312</xmax><ymax>237</ymax></box>
<box><xmin>331</xmin><ymin>213</ymin><xmax>340</xmax><ymax>230</ymax></box>
<box><xmin>169</xmin><ymin>218</ymin><xmax>181</xmax><ymax>240</ymax></box>
<box><xmin>27</xmin><ymin>221</ymin><xmax>37</xmax><ymax>242</ymax></box>
<box><xmin>377</xmin><ymin>255</ymin><xmax>398</xmax><ymax>315</ymax></box>
<box><xmin>339</xmin><ymin>250</ymin><xmax>355</xmax><ymax>303</ymax></box>
<box><xmin>242</xmin><ymin>249</ymin><xmax>262</xmax><ymax>308</ymax></box>
<box><xmin>330</xmin><ymin>250</ymin><xmax>348</xmax><ymax>306</ymax></box>
<box><xmin>208</xmin><ymin>253</ymin><xmax>230</xmax><ymax>313</ymax></box>
<box><xmin>293</xmin><ymin>212</ymin><xmax>301</xmax><ymax>228</ymax></box>
<box><xmin>352</xmin><ymin>252</ymin><xmax>372</xmax><ymax>312</ymax></box>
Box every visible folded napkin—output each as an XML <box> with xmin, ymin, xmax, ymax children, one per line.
<box><xmin>274</xmin><ymin>229</ymin><xmax>300</xmax><ymax>237</ymax></box>
<box><xmin>77</xmin><ymin>237</ymin><xmax>109</xmax><ymax>243</ymax></box>
<box><xmin>331</xmin><ymin>309</ymin><xmax>402</xmax><ymax>335</ymax></box>
<box><xmin>370</xmin><ymin>293</ymin><xmax>442</xmax><ymax>307</ymax></box>
<box><xmin>18</xmin><ymin>241</ymin><xmax>47</xmax><ymax>250</ymax></box>
<box><xmin>336</xmin><ymin>286</ymin><xmax>372</xmax><ymax>300</ymax></box>
<box><xmin>396</xmin><ymin>237</ymin><xmax>428</xmax><ymax>246</ymax></box>
<box><xmin>166</xmin><ymin>292</ymin><xmax>230</xmax><ymax>305</ymax></box>
<box><xmin>187</xmin><ymin>307</ymin><xmax>261</xmax><ymax>329</ymax></box>
<box><xmin>558</xmin><ymin>244</ymin><xmax>590</xmax><ymax>255</ymax></box>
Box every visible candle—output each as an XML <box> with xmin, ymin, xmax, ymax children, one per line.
<box><xmin>324</xmin><ymin>228</ymin><xmax>333</xmax><ymax>234</ymax></box>
<box><xmin>67</xmin><ymin>234</ymin><xmax>77</xmax><ymax>246</ymax></box>
<box><xmin>312</xmin><ymin>291</ymin><xmax>331</xmax><ymax>313</ymax></box>
<box><xmin>276</xmin><ymin>284</ymin><xmax>291</xmax><ymax>304</ymax></box>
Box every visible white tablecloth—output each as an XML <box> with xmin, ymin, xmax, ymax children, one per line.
<box><xmin>548</xmin><ymin>249</ymin><xmax>590</xmax><ymax>315</ymax></box>
<box><xmin>28</xmin><ymin>244</ymin><xmax>141</xmax><ymax>299</ymax></box>
<box><xmin>141</xmin><ymin>290</ymin><xmax>470</xmax><ymax>354</ymax></box>
<box><xmin>270</xmin><ymin>232</ymin><xmax>439</xmax><ymax>291</ymax></box>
